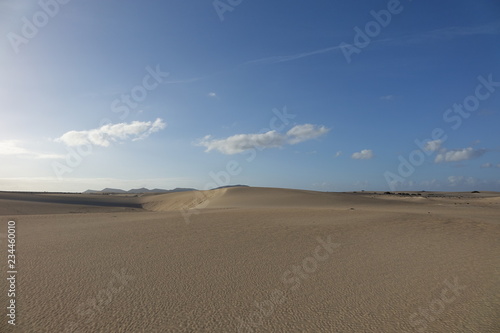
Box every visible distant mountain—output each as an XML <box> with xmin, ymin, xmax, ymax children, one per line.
<box><xmin>83</xmin><ymin>187</ymin><xmax>196</xmax><ymax>194</ymax></box>
<box><xmin>83</xmin><ymin>189</ymin><xmax>101</xmax><ymax>194</ymax></box>
<box><xmin>102</xmin><ymin>188</ymin><xmax>127</xmax><ymax>193</ymax></box>
<box><xmin>127</xmin><ymin>187</ymin><xmax>153</xmax><ymax>194</ymax></box>
<box><xmin>212</xmin><ymin>184</ymin><xmax>249</xmax><ymax>190</ymax></box>
<box><xmin>162</xmin><ymin>188</ymin><xmax>196</xmax><ymax>193</ymax></box>
<box><xmin>83</xmin><ymin>185</ymin><xmax>250</xmax><ymax>194</ymax></box>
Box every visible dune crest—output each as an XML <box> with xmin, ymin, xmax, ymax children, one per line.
<box><xmin>139</xmin><ymin>187</ymin><xmax>353</xmax><ymax>211</ymax></box>
<box><xmin>139</xmin><ymin>187</ymin><xmax>228</xmax><ymax>211</ymax></box>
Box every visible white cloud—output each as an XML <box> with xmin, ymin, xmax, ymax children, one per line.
<box><xmin>56</xmin><ymin>118</ymin><xmax>166</xmax><ymax>147</ymax></box>
<box><xmin>481</xmin><ymin>163</ymin><xmax>500</xmax><ymax>168</ymax></box>
<box><xmin>447</xmin><ymin>176</ymin><xmax>478</xmax><ymax>187</ymax></box>
<box><xmin>424</xmin><ymin>139</ymin><xmax>443</xmax><ymax>152</ymax></box>
<box><xmin>199</xmin><ymin>131</ymin><xmax>284</xmax><ymax>154</ymax></box>
<box><xmin>208</xmin><ymin>92</ymin><xmax>217</xmax><ymax>98</ymax></box>
<box><xmin>198</xmin><ymin>124</ymin><xmax>329</xmax><ymax>155</ymax></box>
<box><xmin>380</xmin><ymin>95</ymin><xmax>395</xmax><ymax>101</ymax></box>
<box><xmin>286</xmin><ymin>124</ymin><xmax>329</xmax><ymax>144</ymax></box>
<box><xmin>0</xmin><ymin>140</ymin><xmax>29</xmax><ymax>155</ymax></box>
<box><xmin>351</xmin><ymin>149</ymin><xmax>374</xmax><ymax>160</ymax></box>
<box><xmin>0</xmin><ymin>140</ymin><xmax>64</xmax><ymax>159</ymax></box>
<box><xmin>334</xmin><ymin>151</ymin><xmax>342</xmax><ymax>158</ymax></box>
<box><xmin>434</xmin><ymin>147</ymin><xmax>486</xmax><ymax>163</ymax></box>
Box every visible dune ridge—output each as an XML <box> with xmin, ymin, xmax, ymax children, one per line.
<box><xmin>1</xmin><ymin>187</ymin><xmax>499</xmax><ymax>216</ymax></box>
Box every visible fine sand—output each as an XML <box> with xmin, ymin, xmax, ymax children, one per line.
<box><xmin>0</xmin><ymin>187</ymin><xmax>499</xmax><ymax>332</ymax></box>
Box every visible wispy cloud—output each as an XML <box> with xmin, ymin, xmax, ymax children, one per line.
<box><xmin>481</xmin><ymin>163</ymin><xmax>500</xmax><ymax>169</ymax></box>
<box><xmin>415</xmin><ymin>21</ymin><xmax>500</xmax><ymax>41</ymax></box>
<box><xmin>380</xmin><ymin>95</ymin><xmax>395</xmax><ymax>101</ymax></box>
<box><xmin>435</xmin><ymin>147</ymin><xmax>486</xmax><ymax>163</ymax></box>
<box><xmin>351</xmin><ymin>149</ymin><xmax>374</xmax><ymax>160</ymax></box>
<box><xmin>198</xmin><ymin>124</ymin><xmax>329</xmax><ymax>155</ymax></box>
<box><xmin>163</xmin><ymin>77</ymin><xmax>203</xmax><ymax>84</ymax></box>
<box><xmin>334</xmin><ymin>151</ymin><xmax>342</xmax><ymax>158</ymax></box>
<box><xmin>244</xmin><ymin>46</ymin><xmax>343</xmax><ymax>66</ymax></box>
<box><xmin>0</xmin><ymin>140</ymin><xmax>64</xmax><ymax>159</ymax></box>
<box><xmin>55</xmin><ymin>118</ymin><xmax>167</xmax><ymax>147</ymax></box>
<box><xmin>243</xmin><ymin>22</ymin><xmax>499</xmax><ymax>66</ymax></box>
<box><xmin>385</xmin><ymin>177</ymin><xmax>500</xmax><ymax>191</ymax></box>
<box><xmin>379</xmin><ymin>22</ymin><xmax>500</xmax><ymax>47</ymax></box>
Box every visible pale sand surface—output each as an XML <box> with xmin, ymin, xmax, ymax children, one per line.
<box><xmin>0</xmin><ymin>187</ymin><xmax>499</xmax><ymax>332</ymax></box>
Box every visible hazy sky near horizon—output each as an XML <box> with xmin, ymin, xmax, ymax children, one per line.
<box><xmin>1</xmin><ymin>0</ymin><xmax>499</xmax><ymax>192</ymax></box>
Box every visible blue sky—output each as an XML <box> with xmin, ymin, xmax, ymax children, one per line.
<box><xmin>1</xmin><ymin>0</ymin><xmax>499</xmax><ymax>192</ymax></box>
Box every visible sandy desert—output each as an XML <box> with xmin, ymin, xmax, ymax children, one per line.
<box><xmin>0</xmin><ymin>187</ymin><xmax>499</xmax><ymax>332</ymax></box>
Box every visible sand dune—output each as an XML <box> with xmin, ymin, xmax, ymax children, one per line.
<box><xmin>0</xmin><ymin>191</ymin><xmax>141</xmax><ymax>215</ymax></box>
<box><xmin>0</xmin><ymin>187</ymin><xmax>499</xmax><ymax>332</ymax></box>
<box><xmin>140</xmin><ymin>187</ymin><xmax>423</xmax><ymax>211</ymax></box>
